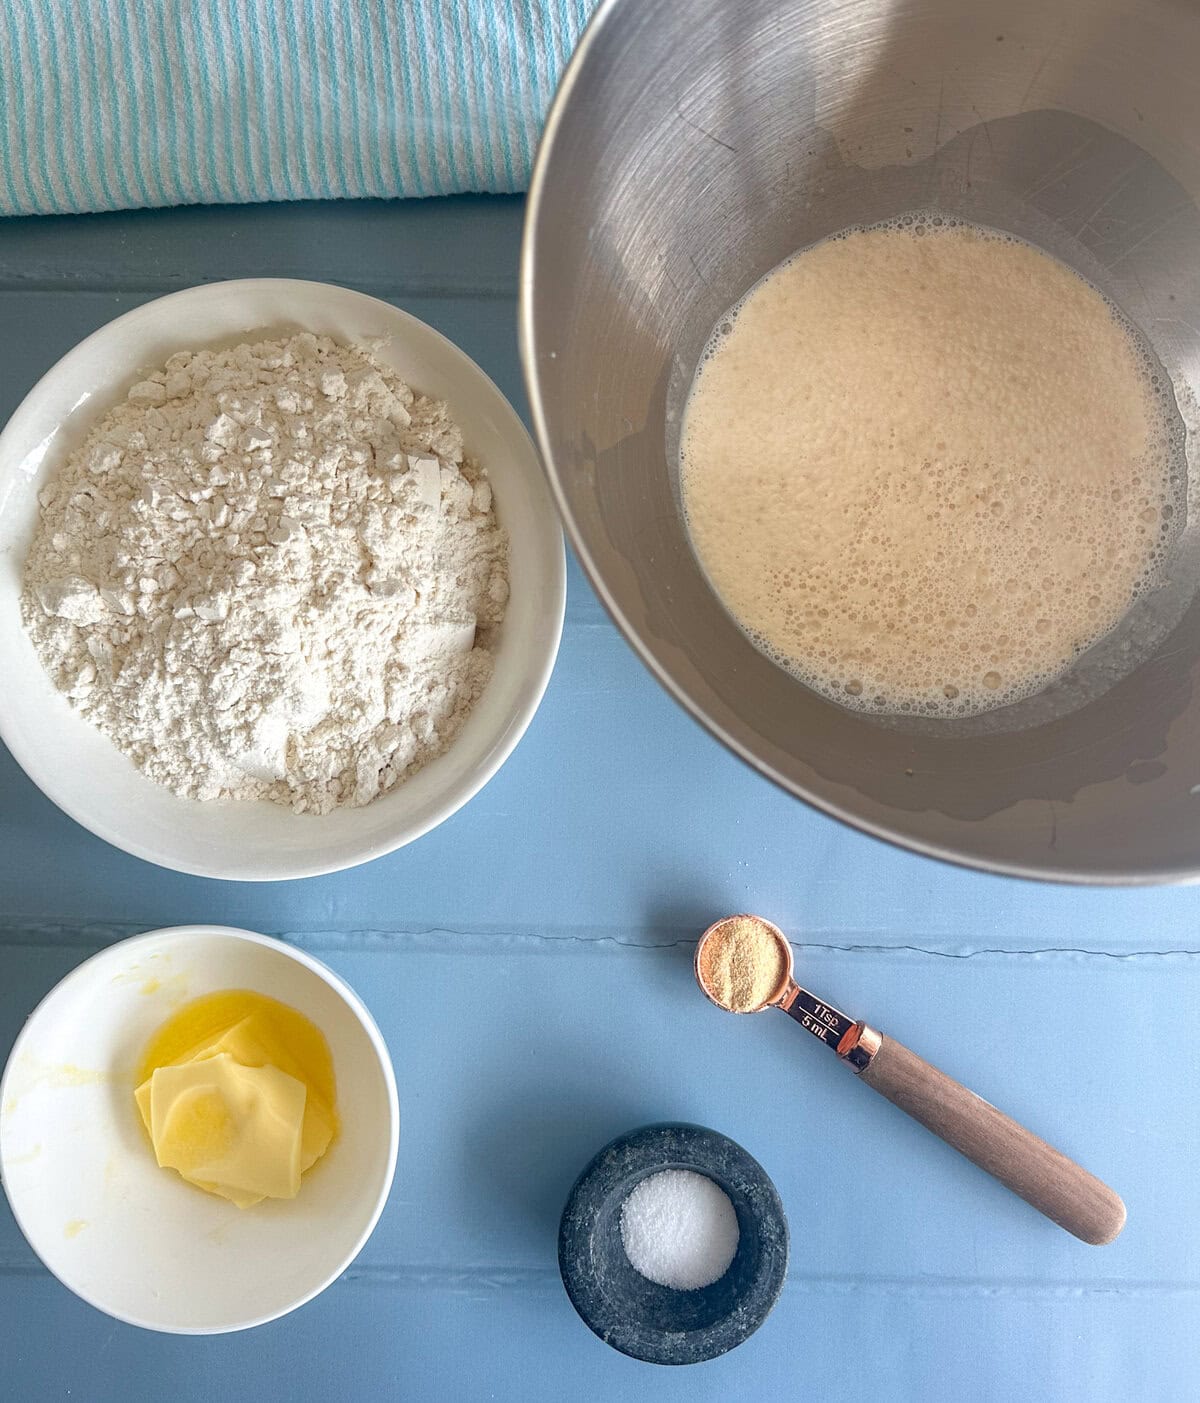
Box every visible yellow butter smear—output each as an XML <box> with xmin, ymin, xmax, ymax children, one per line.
<box><xmin>134</xmin><ymin>990</ymin><xmax>338</xmax><ymax>1209</ymax></box>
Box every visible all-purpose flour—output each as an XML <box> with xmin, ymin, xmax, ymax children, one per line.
<box><xmin>22</xmin><ymin>332</ymin><xmax>509</xmax><ymax>813</ymax></box>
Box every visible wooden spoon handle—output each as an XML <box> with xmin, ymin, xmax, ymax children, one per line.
<box><xmin>854</xmin><ymin>1031</ymin><xmax>1126</xmax><ymax>1245</ymax></box>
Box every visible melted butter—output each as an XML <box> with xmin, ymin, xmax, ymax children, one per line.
<box><xmin>135</xmin><ymin>990</ymin><xmax>338</xmax><ymax>1209</ymax></box>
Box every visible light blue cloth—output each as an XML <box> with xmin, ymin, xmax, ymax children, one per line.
<box><xmin>0</xmin><ymin>1</ymin><xmax>595</xmax><ymax>216</ymax></box>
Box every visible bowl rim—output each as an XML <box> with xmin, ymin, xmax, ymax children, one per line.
<box><xmin>518</xmin><ymin>0</ymin><xmax>1188</xmax><ymax>888</ymax></box>
<box><xmin>0</xmin><ymin>277</ymin><xmax>566</xmax><ymax>881</ymax></box>
<box><xmin>0</xmin><ymin>924</ymin><xmax>401</xmax><ymax>1334</ymax></box>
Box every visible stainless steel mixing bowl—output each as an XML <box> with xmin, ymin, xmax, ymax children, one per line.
<box><xmin>521</xmin><ymin>0</ymin><xmax>1200</xmax><ymax>882</ymax></box>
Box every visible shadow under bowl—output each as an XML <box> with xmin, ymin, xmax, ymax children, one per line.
<box><xmin>558</xmin><ymin>1123</ymin><xmax>789</xmax><ymax>1364</ymax></box>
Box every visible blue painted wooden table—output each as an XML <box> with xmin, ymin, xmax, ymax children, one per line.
<box><xmin>1</xmin><ymin>196</ymin><xmax>1197</xmax><ymax>1402</ymax></box>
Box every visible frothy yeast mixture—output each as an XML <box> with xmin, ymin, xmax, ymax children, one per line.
<box><xmin>680</xmin><ymin>218</ymin><xmax>1181</xmax><ymax>717</ymax></box>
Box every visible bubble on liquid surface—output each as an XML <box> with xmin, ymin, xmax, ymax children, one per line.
<box><xmin>680</xmin><ymin>216</ymin><xmax>1185</xmax><ymax>718</ymax></box>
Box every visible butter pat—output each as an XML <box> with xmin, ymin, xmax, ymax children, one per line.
<box><xmin>133</xmin><ymin>989</ymin><xmax>338</xmax><ymax>1209</ymax></box>
<box><xmin>177</xmin><ymin>1014</ymin><xmax>335</xmax><ymax>1173</ymax></box>
<box><xmin>139</xmin><ymin>1053</ymin><xmax>306</xmax><ymax>1206</ymax></box>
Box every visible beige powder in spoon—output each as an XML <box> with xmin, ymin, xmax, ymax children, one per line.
<box><xmin>698</xmin><ymin>917</ymin><xmax>789</xmax><ymax>1012</ymax></box>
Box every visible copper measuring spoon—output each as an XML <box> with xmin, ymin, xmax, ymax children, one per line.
<box><xmin>695</xmin><ymin>915</ymin><xmax>1126</xmax><ymax>1245</ymax></box>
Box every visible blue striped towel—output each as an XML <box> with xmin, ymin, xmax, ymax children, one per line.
<box><xmin>0</xmin><ymin>1</ymin><xmax>595</xmax><ymax>217</ymax></box>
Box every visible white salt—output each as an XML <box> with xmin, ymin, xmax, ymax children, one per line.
<box><xmin>619</xmin><ymin>1169</ymin><xmax>740</xmax><ymax>1291</ymax></box>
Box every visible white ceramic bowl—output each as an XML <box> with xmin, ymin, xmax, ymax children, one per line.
<box><xmin>0</xmin><ymin>925</ymin><xmax>399</xmax><ymax>1334</ymax></box>
<box><xmin>0</xmin><ymin>279</ymin><xmax>565</xmax><ymax>879</ymax></box>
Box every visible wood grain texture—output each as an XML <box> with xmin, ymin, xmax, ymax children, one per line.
<box><xmin>860</xmin><ymin>1036</ymin><xmax>1127</xmax><ymax>1245</ymax></box>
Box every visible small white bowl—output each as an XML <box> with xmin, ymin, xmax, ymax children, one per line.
<box><xmin>0</xmin><ymin>925</ymin><xmax>399</xmax><ymax>1334</ymax></box>
<box><xmin>0</xmin><ymin>279</ymin><xmax>565</xmax><ymax>879</ymax></box>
